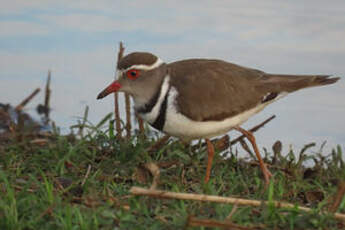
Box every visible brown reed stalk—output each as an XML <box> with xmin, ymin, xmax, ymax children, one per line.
<box><xmin>329</xmin><ymin>180</ymin><xmax>345</xmax><ymax>213</ymax></box>
<box><xmin>125</xmin><ymin>93</ymin><xmax>131</xmax><ymax>139</ymax></box>
<box><xmin>114</xmin><ymin>42</ymin><xmax>125</xmax><ymax>138</ymax></box>
<box><xmin>44</xmin><ymin>70</ymin><xmax>51</xmax><ymax>124</ymax></box>
<box><xmin>138</xmin><ymin>116</ymin><xmax>145</xmax><ymax>135</ymax></box>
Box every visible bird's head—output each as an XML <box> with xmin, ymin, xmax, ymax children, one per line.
<box><xmin>97</xmin><ymin>52</ymin><xmax>166</xmax><ymax>102</ymax></box>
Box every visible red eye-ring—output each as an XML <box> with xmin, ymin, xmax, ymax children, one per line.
<box><xmin>126</xmin><ymin>69</ymin><xmax>140</xmax><ymax>80</ymax></box>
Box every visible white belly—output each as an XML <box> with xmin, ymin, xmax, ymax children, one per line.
<box><xmin>162</xmin><ymin>87</ymin><xmax>287</xmax><ymax>141</ymax></box>
<box><xmin>163</xmin><ymin>100</ymin><xmax>266</xmax><ymax>140</ymax></box>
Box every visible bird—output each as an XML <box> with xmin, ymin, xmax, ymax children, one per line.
<box><xmin>97</xmin><ymin>52</ymin><xmax>339</xmax><ymax>185</ymax></box>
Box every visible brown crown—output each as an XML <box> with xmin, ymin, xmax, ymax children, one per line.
<box><xmin>117</xmin><ymin>52</ymin><xmax>158</xmax><ymax>70</ymax></box>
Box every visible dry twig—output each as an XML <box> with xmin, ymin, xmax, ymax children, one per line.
<box><xmin>114</xmin><ymin>42</ymin><xmax>132</xmax><ymax>139</ymax></box>
<box><xmin>130</xmin><ymin>186</ymin><xmax>345</xmax><ymax>221</ymax></box>
<box><xmin>239</xmin><ymin>138</ymin><xmax>256</xmax><ymax>160</ymax></box>
<box><xmin>125</xmin><ymin>93</ymin><xmax>131</xmax><ymax>139</ymax></box>
<box><xmin>114</xmin><ymin>92</ymin><xmax>121</xmax><ymax>138</ymax></box>
<box><xmin>147</xmin><ymin>135</ymin><xmax>171</xmax><ymax>152</ymax></box>
<box><xmin>138</xmin><ymin>115</ymin><xmax>145</xmax><ymax>135</ymax></box>
<box><xmin>15</xmin><ymin>88</ymin><xmax>41</xmax><ymax>111</ymax></box>
<box><xmin>144</xmin><ymin>162</ymin><xmax>160</xmax><ymax>190</ymax></box>
<box><xmin>13</xmin><ymin>184</ymin><xmax>35</xmax><ymax>193</ymax></box>
<box><xmin>36</xmin><ymin>204</ymin><xmax>55</xmax><ymax>221</ymax></box>
<box><xmin>30</xmin><ymin>138</ymin><xmax>49</xmax><ymax>145</ymax></box>
<box><xmin>329</xmin><ymin>180</ymin><xmax>345</xmax><ymax>213</ymax></box>
<box><xmin>226</xmin><ymin>203</ymin><xmax>239</xmax><ymax>220</ymax></box>
<box><xmin>44</xmin><ymin>70</ymin><xmax>51</xmax><ymax>124</ymax></box>
<box><xmin>186</xmin><ymin>215</ymin><xmax>259</xmax><ymax>230</ymax></box>
<box><xmin>81</xmin><ymin>164</ymin><xmax>92</xmax><ymax>186</ymax></box>
<box><xmin>114</xmin><ymin>42</ymin><xmax>125</xmax><ymax>138</ymax></box>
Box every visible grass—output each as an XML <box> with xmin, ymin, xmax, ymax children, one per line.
<box><xmin>0</xmin><ymin>115</ymin><xmax>345</xmax><ymax>229</ymax></box>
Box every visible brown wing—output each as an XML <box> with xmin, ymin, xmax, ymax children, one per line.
<box><xmin>168</xmin><ymin>59</ymin><xmax>339</xmax><ymax>122</ymax></box>
<box><xmin>168</xmin><ymin>59</ymin><xmax>267</xmax><ymax>121</ymax></box>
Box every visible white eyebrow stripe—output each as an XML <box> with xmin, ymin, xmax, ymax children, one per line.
<box><xmin>123</xmin><ymin>57</ymin><xmax>164</xmax><ymax>72</ymax></box>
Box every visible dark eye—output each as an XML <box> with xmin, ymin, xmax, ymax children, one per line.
<box><xmin>127</xmin><ymin>69</ymin><xmax>140</xmax><ymax>80</ymax></box>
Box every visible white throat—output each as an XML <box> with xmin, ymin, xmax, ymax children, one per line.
<box><xmin>134</xmin><ymin>74</ymin><xmax>170</xmax><ymax>124</ymax></box>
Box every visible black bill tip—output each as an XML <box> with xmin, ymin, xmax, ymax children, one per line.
<box><xmin>97</xmin><ymin>90</ymin><xmax>107</xmax><ymax>100</ymax></box>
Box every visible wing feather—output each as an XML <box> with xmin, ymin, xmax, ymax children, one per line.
<box><xmin>168</xmin><ymin>59</ymin><xmax>266</xmax><ymax>121</ymax></box>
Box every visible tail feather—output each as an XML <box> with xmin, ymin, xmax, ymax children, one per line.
<box><xmin>310</xmin><ymin>75</ymin><xmax>340</xmax><ymax>86</ymax></box>
<box><xmin>258</xmin><ymin>74</ymin><xmax>340</xmax><ymax>93</ymax></box>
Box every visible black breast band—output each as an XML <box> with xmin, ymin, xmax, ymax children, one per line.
<box><xmin>151</xmin><ymin>88</ymin><xmax>169</xmax><ymax>131</ymax></box>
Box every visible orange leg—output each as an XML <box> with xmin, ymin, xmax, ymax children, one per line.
<box><xmin>234</xmin><ymin>127</ymin><xmax>272</xmax><ymax>185</ymax></box>
<box><xmin>205</xmin><ymin>138</ymin><xmax>215</xmax><ymax>183</ymax></box>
